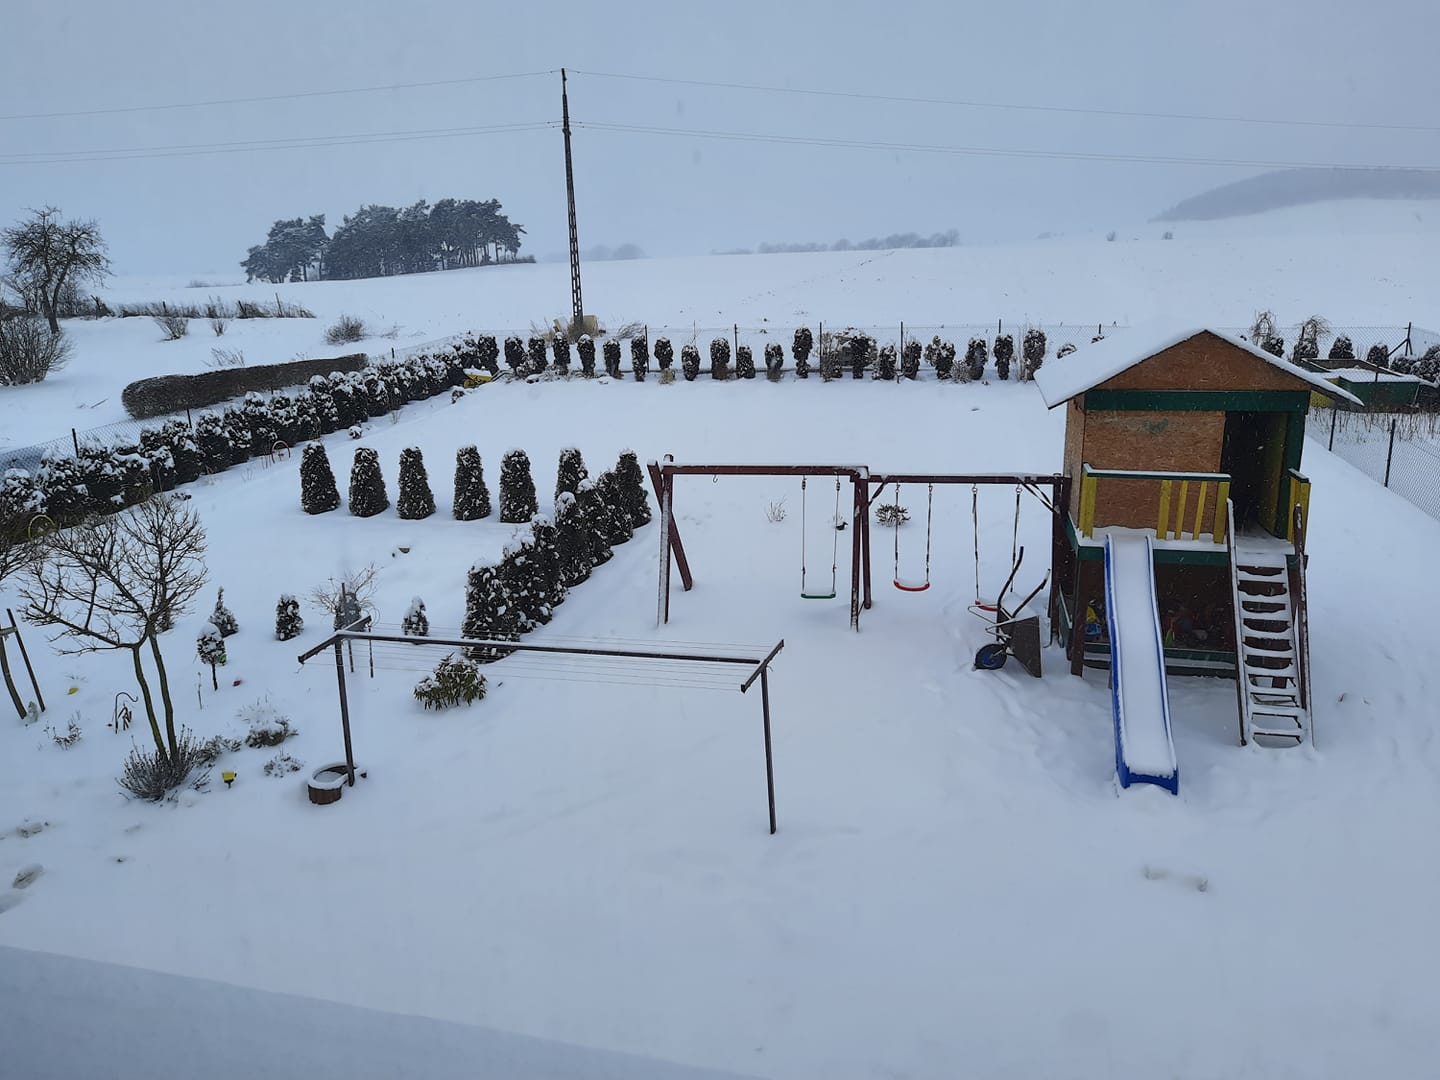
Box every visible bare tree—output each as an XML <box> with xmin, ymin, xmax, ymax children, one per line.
<box><xmin>3</xmin><ymin>207</ymin><xmax>110</xmax><ymax>333</ymax></box>
<box><xmin>309</xmin><ymin>563</ymin><xmax>380</xmax><ymax>628</ymax></box>
<box><xmin>20</xmin><ymin>496</ymin><xmax>207</xmax><ymax>758</ymax></box>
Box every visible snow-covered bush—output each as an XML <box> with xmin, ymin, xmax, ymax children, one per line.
<box><xmin>736</xmin><ymin>344</ymin><xmax>755</xmax><ymax>380</ymax></box>
<box><xmin>264</xmin><ymin>752</ymin><xmax>303</xmax><ymax>776</ymax></box>
<box><xmin>527</xmin><ymin>335</ymin><xmax>548</xmax><ymax>375</ymax></box>
<box><xmin>453</xmin><ymin>445</ymin><xmax>492</xmax><ymax>520</ymax></box>
<box><xmin>765</xmin><ymin>342</ymin><xmax>784</xmax><ymax>381</ymax></box>
<box><xmin>555</xmin><ymin>491</ymin><xmax>593</xmax><ymax>587</ymax></box>
<box><xmin>901</xmin><ymin>339</ymin><xmax>921</xmax><ymax>380</ymax></box>
<box><xmin>589</xmin><ymin>473</ymin><xmax>629</xmax><ymax>556</ymax></box>
<box><xmin>527</xmin><ymin>514</ymin><xmax>566</xmax><ymax>613</ymax></box>
<box><xmin>849</xmin><ymin>333</ymin><xmax>871</xmax><ymax>379</ymax></box>
<box><xmin>239</xmin><ymin>700</ymin><xmax>296</xmax><ymax>748</ymax></box>
<box><xmin>396</xmin><ymin>447</ymin><xmax>436</xmax><ymax>520</ymax></box>
<box><xmin>414</xmin><ymin>653</ymin><xmax>487</xmax><ymax>710</ymax></box>
<box><xmin>630</xmin><ymin>337</ymin><xmax>649</xmax><ymax>381</ymax></box>
<box><xmin>1022</xmin><ymin>328</ymin><xmax>1047</xmax><ymax>380</ymax></box>
<box><xmin>1365</xmin><ymin>342</ymin><xmax>1391</xmax><ymax>369</ymax></box>
<box><xmin>348</xmin><ymin>447</ymin><xmax>389</xmax><ymax>517</ymax></box>
<box><xmin>118</xmin><ymin>728</ymin><xmax>210</xmax><ymax>801</ymax></box>
<box><xmin>965</xmin><ymin>337</ymin><xmax>988</xmax><ymax>380</ymax></box>
<box><xmin>603</xmin><ymin>339</ymin><xmax>622</xmax><ymax>378</ymax></box>
<box><xmin>681</xmin><ymin>343</ymin><xmax>701</xmax><ymax>381</ymax></box>
<box><xmin>462</xmin><ymin>563</ymin><xmax>520</xmax><ymax>661</ymax></box>
<box><xmin>552</xmin><ymin>334</ymin><xmax>571</xmax><ymax>374</ymax></box>
<box><xmin>1415</xmin><ymin>344</ymin><xmax>1440</xmax><ymax>381</ymax></box>
<box><xmin>1328</xmin><ymin>334</ymin><xmax>1355</xmax><ymax>361</ymax></box>
<box><xmin>875</xmin><ymin>503</ymin><xmax>910</xmax><ymax>527</ymax></box>
<box><xmin>1057</xmin><ymin>342</ymin><xmax>1078</xmax><ymax>359</ymax></box>
<box><xmin>654</xmin><ymin>337</ymin><xmax>674</xmax><ymax>371</ymax></box>
<box><xmin>210</xmin><ymin>587</ymin><xmax>238</xmax><ymax>637</ymax></box>
<box><xmin>613</xmin><ymin>450</ymin><xmax>652</xmax><ymax>527</ymax></box>
<box><xmin>710</xmin><ymin>337</ymin><xmax>731</xmax><ymax>380</ymax></box>
<box><xmin>503</xmin><ymin>336</ymin><xmax>525</xmax><ymax>375</ymax></box>
<box><xmin>402</xmin><ymin>596</ymin><xmax>430</xmax><ymax>637</ymax></box>
<box><xmin>498</xmin><ymin>449</ymin><xmax>538</xmax><ymax>523</ymax></box>
<box><xmin>994</xmin><ymin>334</ymin><xmax>1014</xmax><ymax>380</ymax></box>
<box><xmin>194</xmin><ymin>412</ymin><xmax>233</xmax><ymax>473</ymax></box>
<box><xmin>876</xmin><ymin>343</ymin><xmax>897</xmax><ymax>381</ymax></box>
<box><xmin>275</xmin><ymin>594</ymin><xmax>303</xmax><ymax>641</ymax></box>
<box><xmin>475</xmin><ymin>335</ymin><xmax>500</xmax><ymax>375</ymax></box>
<box><xmin>1262</xmin><ymin>333</ymin><xmax>1285</xmax><ymax>358</ymax></box>
<box><xmin>793</xmin><ymin>327</ymin><xmax>813</xmax><ymax>378</ymax></box>
<box><xmin>577</xmin><ymin>335</ymin><xmax>596</xmax><ymax>377</ymax></box>
<box><xmin>196</xmin><ymin>622</ymin><xmax>226</xmax><ymax>672</ymax></box>
<box><xmin>925</xmin><ymin>336</ymin><xmax>956</xmax><ymax>380</ymax></box>
<box><xmin>555</xmin><ymin>447</ymin><xmax>588</xmax><ymax>503</ymax></box>
<box><xmin>1390</xmin><ymin>351</ymin><xmax>1417</xmax><ymax>375</ymax></box>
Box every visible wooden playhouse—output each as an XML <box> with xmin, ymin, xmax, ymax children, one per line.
<box><xmin>1034</xmin><ymin>326</ymin><xmax>1361</xmax><ymax>747</ymax></box>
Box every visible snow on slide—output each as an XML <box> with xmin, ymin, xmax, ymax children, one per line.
<box><xmin>1103</xmin><ymin>533</ymin><xmax>1179</xmax><ymax>794</ymax></box>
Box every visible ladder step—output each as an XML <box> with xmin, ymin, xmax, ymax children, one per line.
<box><xmin>1243</xmin><ymin>634</ymin><xmax>1293</xmax><ymax>650</ymax></box>
<box><xmin>1237</xmin><ymin>566</ymin><xmax>1286</xmax><ymax>580</ymax></box>
<box><xmin>1251</xmin><ymin>703</ymin><xmax>1305</xmax><ymax>719</ymax></box>
<box><xmin>1241</xmin><ymin>599</ymin><xmax>1290</xmax><ymax>613</ymax></box>
<box><xmin>1242</xmin><ymin>620</ymin><xmax>1291</xmax><ymax>636</ymax></box>
<box><xmin>1245</xmin><ymin>662</ymin><xmax>1297</xmax><ymax>678</ymax></box>
<box><xmin>1251</xmin><ymin>693</ymin><xmax>1301</xmax><ymax>707</ymax></box>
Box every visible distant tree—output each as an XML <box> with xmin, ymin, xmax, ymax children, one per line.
<box><xmin>925</xmin><ymin>336</ymin><xmax>954</xmax><ymax>380</ymax></box>
<box><xmin>552</xmin><ymin>334</ymin><xmax>571</xmax><ymax>375</ymax></box>
<box><xmin>348</xmin><ymin>447</ymin><xmax>389</xmax><ymax>517</ymax></box>
<box><xmin>965</xmin><ymin>337</ymin><xmax>988</xmax><ymax>380</ymax></box>
<box><xmin>0</xmin><ymin>313</ymin><xmax>72</xmax><ymax>384</ymax></box>
<box><xmin>764</xmin><ymin>342</ymin><xmax>784</xmax><ymax>380</ymax></box>
<box><xmin>994</xmin><ymin>334</ymin><xmax>1014</xmax><ymax>380</ymax></box>
<box><xmin>876</xmin><ymin>343</ymin><xmax>897</xmax><ymax>381</ymax></box>
<box><xmin>1249</xmin><ymin>309</ymin><xmax>1279</xmax><ymax>346</ymax></box>
<box><xmin>1262</xmin><ymin>333</ymin><xmax>1285</xmax><ymax>358</ymax></box>
<box><xmin>681</xmin><ymin>343</ymin><xmax>701</xmax><ymax>381</ymax></box>
<box><xmin>503</xmin><ymin>336</ymin><xmax>525</xmax><ymax>375</ymax></box>
<box><xmin>710</xmin><ymin>338</ymin><xmax>731</xmax><ymax>379</ymax></box>
<box><xmin>654</xmin><ymin>337</ymin><xmax>674</xmax><ymax>371</ymax></box>
<box><xmin>527</xmin><ymin>335</ymin><xmax>548</xmax><ymax>375</ymax></box>
<box><xmin>453</xmin><ymin>445</ymin><xmax>492</xmax><ymax>520</ymax></box>
<box><xmin>475</xmin><ymin>335</ymin><xmax>500</xmax><ymax>375</ymax></box>
<box><xmin>498</xmin><ymin>449</ymin><xmax>538</xmax><ymax>523</ymax></box>
<box><xmin>630</xmin><ymin>337</ymin><xmax>649</xmax><ymax>381</ymax></box>
<box><xmin>396</xmin><ymin>447</ymin><xmax>436</xmax><ymax>520</ymax></box>
<box><xmin>849</xmin><ymin>333</ymin><xmax>870</xmax><ymax>379</ymax></box>
<box><xmin>1022</xmin><ymin>328</ymin><xmax>1047</xmax><ymax>380</ymax></box>
<box><xmin>275</xmin><ymin>594</ymin><xmax>304</xmax><ymax>641</ymax></box>
<box><xmin>603</xmin><ymin>339</ymin><xmax>622</xmax><ymax>378</ymax></box>
<box><xmin>1415</xmin><ymin>344</ymin><xmax>1440</xmax><ymax>381</ymax></box>
<box><xmin>1328</xmin><ymin>334</ymin><xmax>1355</xmax><ymax>361</ymax></box>
<box><xmin>209</xmin><ymin>587</ymin><xmax>239</xmax><ymax>637</ymax></box>
<box><xmin>1365</xmin><ymin>342</ymin><xmax>1392</xmax><ymax>369</ymax></box>
<box><xmin>793</xmin><ymin>327</ymin><xmax>813</xmax><ymax>378</ymax></box>
<box><xmin>901</xmin><ymin>339</ymin><xmax>921</xmax><ymax>380</ymax></box>
<box><xmin>555</xmin><ymin>447</ymin><xmax>589</xmax><ymax>504</ymax></box>
<box><xmin>3</xmin><ymin>207</ymin><xmax>110</xmax><ymax>333</ymax></box>
<box><xmin>577</xmin><ymin>335</ymin><xmax>596</xmax><ymax>377</ymax></box>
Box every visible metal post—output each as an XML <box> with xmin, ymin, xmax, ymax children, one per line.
<box><xmin>760</xmin><ymin>665</ymin><xmax>777</xmax><ymax>835</ymax></box>
<box><xmin>1329</xmin><ymin>406</ymin><xmax>1338</xmax><ymax>451</ymax></box>
<box><xmin>561</xmin><ymin>69</ymin><xmax>584</xmax><ymax>329</ymax></box>
<box><xmin>1384</xmin><ymin>417</ymin><xmax>1397</xmax><ymax>488</ymax></box>
<box><xmin>71</xmin><ymin>428</ymin><xmax>79</xmax><ymax>456</ymax></box>
<box><xmin>658</xmin><ymin>469</ymin><xmax>673</xmax><ymax>626</ymax></box>
<box><xmin>6</xmin><ymin>608</ymin><xmax>43</xmax><ymax>713</ymax></box>
<box><xmin>733</xmin><ymin>323</ymin><xmax>738</xmax><ymax>358</ymax></box>
<box><xmin>859</xmin><ymin>476</ymin><xmax>873</xmax><ymax>611</ymax></box>
<box><xmin>333</xmin><ymin>639</ymin><xmax>356</xmax><ymax>786</ymax></box>
<box><xmin>850</xmin><ymin>477</ymin><xmax>863</xmax><ymax>629</ymax></box>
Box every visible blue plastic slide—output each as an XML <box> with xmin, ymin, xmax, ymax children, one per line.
<box><xmin>1102</xmin><ymin>533</ymin><xmax>1179</xmax><ymax>794</ymax></box>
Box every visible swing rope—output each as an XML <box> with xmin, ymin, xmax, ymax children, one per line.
<box><xmin>800</xmin><ymin>476</ymin><xmax>839</xmax><ymax>600</ymax></box>
<box><xmin>894</xmin><ymin>482</ymin><xmax>933</xmax><ymax>592</ymax></box>
<box><xmin>1010</xmin><ymin>484</ymin><xmax>1021</xmax><ymax>600</ymax></box>
<box><xmin>972</xmin><ymin>484</ymin><xmax>999</xmax><ymax>612</ymax></box>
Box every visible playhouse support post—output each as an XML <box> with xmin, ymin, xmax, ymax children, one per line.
<box><xmin>1068</xmin><ymin>561</ymin><xmax>1090</xmax><ymax>677</ymax></box>
<box><xmin>859</xmin><ymin>475</ymin><xmax>873</xmax><ymax>612</ymax></box>
<box><xmin>850</xmin><ymin>476</ymin><xmax>863</xmax><ymax>630</ymax></box>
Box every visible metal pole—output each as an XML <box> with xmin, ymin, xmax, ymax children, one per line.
<box><xmin>561</xmin><ymin>69</ymin><xmax>584</xmax><ymax>329</ymax></box>
<box><xmin>1329</xmin><ymin>405</ymin><xmax>1338</xmax><ymax>451</ymax></box>
<box><xmin>1384</xmin><ymin>417</ymin><xmax>1396</xmax><ymax>487</ymax></box>
<box><xmin>658</xmin><ymin>468</ymin><xmax>673</xmax><ymax>626</ymax></box>
<box><xmin>850</xmin><ymin>476</ymin><xmax>863</xmax><ymax>630</ymax></box>
<box><xmin>71</xmin><ymin>428</ymin><xmax>79</xmax><ymax>456</ymax></box>
<box><xmin>334</xmin><ymin>639</ymin><xmax>356</xmax><ymax>786</ymax></box>
<box><xmin>6</xmin><ymin>609</ymin><xmax>43</xmax><ymax>713</ymax></box>
<box><xmin>760</xmin><ymin>665</ymin><xmax>776</xmax><ymax>835</ymax></box>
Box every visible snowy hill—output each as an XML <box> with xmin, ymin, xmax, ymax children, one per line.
<box><xmin>1156</xmin><ymin>167</ymin><xmax>1440</xmax><ymax>222</ymax></box>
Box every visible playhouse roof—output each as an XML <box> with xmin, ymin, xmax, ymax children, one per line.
<box><xmin>1033</xmin><ymin>324</ymin><xmax>1364</xmax><ymax>408</ymax></box>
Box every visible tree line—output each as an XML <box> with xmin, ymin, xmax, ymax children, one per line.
<box><xmin>241</xmin><ymin>197</ymin><xmax>527</xmax><ymax>284</ymax></box>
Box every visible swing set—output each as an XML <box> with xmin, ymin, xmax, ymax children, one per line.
<box><xmin>649</xmin><ymin>457</ymin><xmax>1069</xmax><ymax>662</ymax></box>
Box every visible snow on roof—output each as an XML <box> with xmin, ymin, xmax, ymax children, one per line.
<box><xmin>1033</xmin><ymin>323</ymin><xmax>1364</xmax><ymax>408</ymax></box>
<box><xmin>1326</xmin><ymin>367</ymin><xmax>1422</xmax><ymax>384</ymax></box>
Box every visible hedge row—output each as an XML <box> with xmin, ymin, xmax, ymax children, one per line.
<box><xmin>2</xmin><ymin>352</ymin><xmax>468</xmax><ymax>534</ymax></box>
<box><xmin>122</xmin><ymin>352</ymin><xmax>369</xmax><ymax>419</ymax></box>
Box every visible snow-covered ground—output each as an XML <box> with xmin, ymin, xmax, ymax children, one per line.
<box><xmin>2</xmin><ymin>205</ymin><xmax>1440</xmax><ymax>1078</ymax></box>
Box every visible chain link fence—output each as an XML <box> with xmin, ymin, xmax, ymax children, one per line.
<box><xmin>1313</xmin><ymin>407</ymin><xmax>1440</xmax><ymax>521</ymax></box>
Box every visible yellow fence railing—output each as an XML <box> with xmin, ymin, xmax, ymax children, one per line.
<box><xmin>1079</xmin><ymin>464</ymin><xmax>1231</xmax><ymax>545</ymax></box>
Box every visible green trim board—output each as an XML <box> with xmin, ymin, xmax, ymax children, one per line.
<box><xmin>1082</xmin><ymin>390</ymin><xmax>1312</xmax><ymax>413</ymax></box>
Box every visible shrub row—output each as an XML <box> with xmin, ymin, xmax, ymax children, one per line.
<box><xmin>122</xmin><ymin>352</ymin><xmax>369</xmax><ymax>418</ymax></box>
<box><xmin>3</xmin><ymin>352</ymin><xmax>467</xmax><ymax>534</ymax></box>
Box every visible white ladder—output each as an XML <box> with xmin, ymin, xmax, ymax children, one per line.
<box><xmin>1227</xmin><ymin>510</ymin><xmax>1309</xmax><ymax>747</ymax></box>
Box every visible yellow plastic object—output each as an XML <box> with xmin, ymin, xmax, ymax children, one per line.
<box><xmin>222</xmin><ymin>771</ymin><xmax>237</xmax><ymax>788</ymax></box>
<box><xmin>67</xmin><ymin>686</ymin><xmax>79</xmax><ymax>695</ymax></box>
<box><xmin>462</xmin><ymin>371</ymin><xmax>493</xmax><ymax>388</ymax></box>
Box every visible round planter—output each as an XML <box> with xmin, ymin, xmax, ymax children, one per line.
<box><xmin>307</xmin><ymin>762</ymin><xmax>354</xmax><ymax>806</ymax></box>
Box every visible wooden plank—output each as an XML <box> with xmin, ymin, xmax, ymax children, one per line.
<box><xmin>1157</xmin><ymin>479</ymin><xmax>1171</xmax><ymax>538</ymax></box>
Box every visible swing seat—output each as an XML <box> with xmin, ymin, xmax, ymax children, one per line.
<box><xmin>800</xmin><ymin>590</ymin><xmax>837</xmax><ymax>600</ymax></box>
<box><xmin>893</xmin><ymin>577</ymin><xmax>931</xmax><ymax>593</ymax></box>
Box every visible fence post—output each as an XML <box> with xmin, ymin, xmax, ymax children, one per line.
<box><xmin>71</xmin><ymin>428</ymin><xmax>79</xmax><ymax>455</ymax></box>
<box><xmin>1329</xmin><ymin>407</ymin><xmax>1338</xmax><ymax>451</ymax></box>
<box><xmin>733</xmin><ymin>323</ymin><xmax>738</xmax><ymax>357</ymax></box>
<box><xmin>1384</xmin><ymin>417</ymin><xmax>1397</xmax><ymax>488</ymax></box>
<box><xmin>185</xmin><ymin>408</ymin><xmax>193</xmax><ymax>428</ymax></box>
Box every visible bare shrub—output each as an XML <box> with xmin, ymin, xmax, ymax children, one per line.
<box><xmin>206</xmin><ymin>347</ymin><xmax>245</xmax><ymax>369</ymax></box>
<box><xmin>309</xmin><ymin>564</ymin><xmax>380</xmax><ymax>628</ymax></box>
<box><xmin>153</xmin><ymin>313</ymin><xmax>189</xmax><ymax>340</ymax></box>
<box><xmin>765</xmin><ymin>497</ymin><xmax>787</xmax><ymax>523</ymax></box>
<box><xmin>0</xmin><ymin>314</ymin><xmax>72</xmax><ymax>384</ymax></box>
<box><xmin>325</xmin><ymin>314</ymin><xmax>367</xmax><ymax>345</ymax></box>
<box><xmin>875</xmin><ymin>503</ymin><xmax>910</xmax><ymax>526</ymax></box>
<box><xmin>210</xmin><ymin>316</ymin><xmax>229</xmax><ymax>336</ymax></box>
<box><xmin>118</xmin><ymin>727</ymin><xmax>210</xmax><ymax>800</ymax></box>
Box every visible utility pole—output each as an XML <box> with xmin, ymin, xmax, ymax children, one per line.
<box><xmin>561</xmin><ymin>69</ymin><xmax>584</xmax><ymax>332</ymax></box>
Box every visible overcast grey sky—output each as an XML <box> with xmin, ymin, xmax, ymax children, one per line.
<box><xmin>2</xmin><ymin>0</ymin><xmax>1436</xmax><ymax>274</ymax></box>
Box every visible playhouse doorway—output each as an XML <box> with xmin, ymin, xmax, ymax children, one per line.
<box><xmin>1221</xmin><ymin>411</ymin><xmax>1287</xmax><ymax>534</ymax></box>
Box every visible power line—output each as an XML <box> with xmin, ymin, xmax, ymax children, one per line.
<box><xmin>570</xmin><ymin>68</ymin><xmax>1440</xmax><ymax>136</ymax></box>
<box><xmin>0</xmin><ymin>69</ymin><xmax>557</xmax><ymax>123</ymax></box>
<box><xmin>572</xmin><ymin>120</ymin><xmax>1440</xmax><ymax>173</ymax></box>
<box><xmin>0</xmin><ymin>121</ymin><xmax>559</xmax><ymax>167</ymax></box>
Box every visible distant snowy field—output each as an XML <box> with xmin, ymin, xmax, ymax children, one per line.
<box><xmin>2</xmin><ymin>203</ymin><xmax>1439</xmax><ymax>1078</ymax></box>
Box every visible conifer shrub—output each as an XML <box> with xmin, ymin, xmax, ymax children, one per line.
<box><xmin>1262</xmin><ymin>334</ymin><xmax>1285</xmax><ymax>358</ymax></box>
<box><xmin>396</xmin><ymin>447</ymin><xmax>436</xmax><ymax>520</ymax></box>
<box><xmin>654</xmin><ymin>337</ymin><xmax>674</xmax><ymax>371</ymax></box>
<box><xmin>901</xmin><ymin>339</ymin><xmax>922</xmax><ymax>380</ymax></box>
<box><xmin>577</xmin><ymin>335</ymin><xmax>597</xmax><ymax>376</ymax></box>
<box><xmin>585</xmin><ymin>475</ymin><xmax>625</xmax><ymax>560</ymax></box>
<box><xmin>925</xmin><ymin>336</ymin><xmax>956</xmax><ymax>380</ymax></box>
<box><xmin>764</xmin><ymin>342</ymin><xmax>784</xmax><ymax>381</ymax></box>
<box><xmin>402</xmin><ymin>596</ymin><xmax>430</xmax><ymax>637</ymax></box>
<box><xmin>555</xmin><ymin>447</ymin><xmax>589</xmax><ymax>503</ymax></box>
<box><xmin>498</xmin><ymin>449</ymin><xmax>538</xmax><ymax>523</ymax></box>
<box><xmin>528</xmin><ymin>514</ymin><xmax>566</xmax><ymax>613</ymax></box>
<box><xmin>196</xmin><ymin>622</ymin><xmax>227</xmax><ymax>678</ymax></box>
<box><xmin>298</xmin><ymin>442</ymin><xmax>341</xmax><ymax>514</ymax></box>
<box><xmin>1328</xmin><ymin>335</ymin><xmax>1355</xmax><ymax>361</ymax></box>
<box><xmin>275</xmin><ymin>594</ymin><xmax>304</xmax><ymax>641</ymax></box>
<box><xmin>554</xmin><ymin>491</ymin><xmax>594</xmax><ymax>587</ymax></box>
<box><xmin>710</xmin><ymin>337</ymin><xmax>731</xmax><ymax>379</ymax></box>
<box><xmin>793</xmin><ymin>327</ymin><xmax>813</xmax><ymax>378</ymax></box>
<box><xmin>462</xmin><ymin>563</ymin><xmax>520</xmax><ymax>662</ymax></box>
<box><xmin>1365</xmin><ymin>342</ymin><xmax>1390</xmax><ymax>369</ymax></box>
<box><xmin>503</xmin><ymin>336</ymin><xmax>525</xmax><ymax>375</ymax></box>
<box><xmin>476</xmin><ymin>335</ymin><xmax>500</xmax><ymax>375</ymax></box>
<box><xmin>849</xmin><ymin>333</ymin><xmax>870</xmax><ymax>379</ymax></box>
<box><xmin>210</xmin><ymin>587</ymin><xmax>239</xmax><ymax>637</ymax></box>
<box><xmin>612</xmin><ymin>450</ymin><xmax>652</xmax><ymax>527</ymax></box>
<box><xmin>552</xmin><ymin>334</ymin><xmax>571</xmax><ymax>374</ymax></box>
<box><xmin>966</xmin><ymin>337</ymin><xmax>988</xmax><ymax>380</ymax></box>
<box><xmin>735</xmin><ymin>344</ymin><xmax>756</xmax><ymax>379</ymax></box>
<box><xmin>348</xmin><ymin>447</ymin><xmax>389</xmax><ymax>517</ymax></box>
<box><xmin>681</xmin><ymin>343</ymin><xmax>701</xmax><ymax>381</ymax></box>
<box><xmin>1022</xmin><ymin>328</ymin><xmax>1047</xmax><ymax>380</ymax></box>
<box><xmin>630</xmin><ymin>337</ymin><xmax>649</xmax><ymax>381</ymax></box>
<box><xmin>994</xmin><ymin>334</ymin><xmax>1014</xmax><ymax>380</ymax></box>
<box><xmin>603</xmin><ymin>339</ymin><xmax>622</xmax><ymax>378</ymax></box>
<box><xmin>876</xmin><ymin>343</ymin><xmax>897</xmax><ymax>380</ymax></box>
<box><xmin>527</xmin><ymin>335</ymin><xmax>548</xmax><ymax>375</ymax></box>
<box><xmin>414</xmin><ymin>653</ymin><xmax>487</xmax><ymax>710</ymax></box>
<box><xmin>453</xmin><ymin>445</ymin><xmax>492</xmax><ymax>520</ymax></box>
<box><xmin>497</xmin><ymin>534</ymin><xmax>546</xmax><ymax>631</ymax></box>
